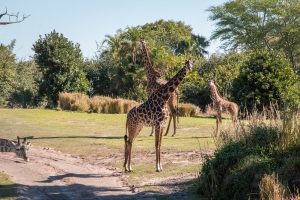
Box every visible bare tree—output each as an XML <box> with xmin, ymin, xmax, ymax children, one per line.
<box><xmin>0</xmin><ymin>8</ymin><xmax>30</xmax><ymax>25</ymax></box>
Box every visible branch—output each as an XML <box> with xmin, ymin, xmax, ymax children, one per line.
<box><xmin>0</xmin><ymin>8</ymin><xmax>30</xmax><ymax>25</ymax></box>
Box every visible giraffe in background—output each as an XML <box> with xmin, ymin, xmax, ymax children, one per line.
<box><xmin>208</xmin><ymin>79</ymin><xmax>239</xmax><ymax>136</ymax></box>
<box><xmin>139</xmin><ymin>40</ymin><xmax>179</xmax><ymax>136</ymax></box>
<box><xmin>124</xmin><ymin>59</ymin><xmax>193</xmax><ymax>172</ymax></box>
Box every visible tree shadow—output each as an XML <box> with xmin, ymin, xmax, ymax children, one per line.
<box><xmin>37</xmin><ymin>173</ymin><xmax>108</xmax><ymax>183</ymax></box>
<box><xmin>0</xmin><ymin>171</ymin><xmax>199</xmax><ymax>199</ymax></box>
<box><xmin>29</xmin><ymin>136</ymin><xmax>124</xmax><ymax>140</ymax></box>
<box><xmin>0</xmin><ymin>182</ymin><xmax>18</xmax><ymax>199</ymax></box>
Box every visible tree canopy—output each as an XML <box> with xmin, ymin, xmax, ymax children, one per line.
<box><xmin>209</xmin><ymin>0</ymin><xmax>300</xmax><ymax>71</ymax></box>
<box><xmin>33</xmin><ymin>30</ymin><xmax>90</xmax><ymax>106</ymax></box>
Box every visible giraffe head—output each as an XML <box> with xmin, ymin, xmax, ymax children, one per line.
<box><xmin>185</xmin><ymin>58</ymin><xmax>193</xmax><ymax>71</ymax></box>
<box><xmin>207</xmin><ymin>79</ymin><xmax>215</xmax><ymax>87</ymax></box>
<box><xmin>15</xmin><ymin>136</ymin><xmax>31</xmax><ymax>161</ymax></box>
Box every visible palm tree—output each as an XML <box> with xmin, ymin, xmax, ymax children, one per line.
<box><xmin>175</xmin><ymin>34</ymin><xmax>209</xmax><ymax>57</ymax></box>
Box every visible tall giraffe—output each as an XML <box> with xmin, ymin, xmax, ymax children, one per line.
<box><xmin>0</xmin><ymin>136</ymin><xmax>31</xmax><ymax>161</ymax></box>
<box><xmin>124</xmin><ymin>59</ymin><xmax>193</xmax><ymax>172</ymax></box>
<box><xmin>208</xmin><ymin>79</ymin><xmax>239</xmax><ymax>135</ymax></box>
<box><xmin>139</xmin><ymin>40</ymin><xmax>179</xmax><ymax>136</ymax></box>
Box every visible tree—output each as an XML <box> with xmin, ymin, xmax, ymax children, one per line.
<box><xmin>175</xmin><ymin>34</ymin><xmax>209</xmax><ymax>57</ymax></box>
<box><xmin>0</xmin><ymin>44</ymin><xmax>16</xmax><ymax>105</ymax></box>
<box><xmin>232</xmin><ymin>50</ymin><xmax>298</xmax><ymax>112</ymax></box>
<box><xmin>0</xmin><ymin>8</ymin><xmax>30</xmax><ymax>25</ymax></box>
<box><xmin>209</xmin><ymin>0</ymin><xmax>300</xmax><ymax>71</ymax></box>
<box><xmin>9</xmin><ymin>60</ymin><xmax>40</xmax><ymax>108</ymax></box>
<box><xmin>94</xmin><ymin>20</ymin><xmax>207</xmax><ymax>101</ymax></box>
<box><xmin>33</xmin><ymin>30</ymin><xmax>90</xmax><ymax>107</ymax></box>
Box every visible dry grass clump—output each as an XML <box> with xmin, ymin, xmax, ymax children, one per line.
<box><xmin>259</xmin><ymin>173</ymin><xmax>286</xmax><ymax>200</ymax></box>
<box><xmin>58</xmin><ymin>92</ymin><xmax>140</xmax><ymax>114</ymax></box>
<box><xmin>259</xmin><ymin>173</ymin><xmax>300</xmax><ymax>200</ymax></box>
<box><xmin>58</xmin><ymin>92</ymin><xmax>90</xmax><ymax>112</ymax></box>
<box><xmin>178</xmin><ymin>103</ymin><xmax>200</xmax><ymax>117</ymax></box>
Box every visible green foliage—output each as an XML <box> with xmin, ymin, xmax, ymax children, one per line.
<box><xmin>9</xmin><ymin>60</ymin><xmax>40</xmax><ymax>107</ymax></box>
<box><xmin>180</xmin><ymin>71</ymin><xmax>210</xmax><ymax>111</ymax></box>
<box><xmin>33</xmin><ymin>30</ymin><xmax>90</xmax><ymax>107</ymax></box>
<box><xmin>198</xmin><ymin>115</ymin><xmax>300</xmax><ymax>200</ymax></box>
<box><xmin>0</xmin><ymin>44</ymin><xmax>16</xmax><ymax>105</ymax></box>
<box><xmin>232</xmin><ymin>50</ymin><xmax>298</xmax><ymax>112</ymax></box>
<box><xmin>200</xmin><ymin>51</ymin><xmax>244</xmax><ymax>98</ymax></box>
<box><xmin>208</xmin><ymin>0</ymin><xmax>300</xmax><ymax>70</ymax></box>
<box><xmin>88</xmin><ymin>20</ymin><xmax>208</xmax><ymax>101</ymax></box>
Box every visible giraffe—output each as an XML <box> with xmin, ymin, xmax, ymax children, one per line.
<box><xmin>0</xmin><ymin>136</ymin><xmax>31</xmax><ymax>161</ymax></box>
<box><xmin>124</xmin><ymin>58</ymin><xmax>193</xmax><ymax>172</ymax></box>
<box><xmin>139</xmin><ymin>40</ymin><xmax>179</xmax><ymax>136</ymax></box>
<box><xmin>207</xmin><ymin>79</ymin><xmax>239</xmax><ymax>136</ymax></box>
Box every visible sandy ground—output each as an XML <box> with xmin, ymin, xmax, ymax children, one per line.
<box><xmin>0</xmin><ymin>147</ymin><xmax>137</xmax><ymax>200</ymax></box>
<box><xmin>0</xmin><ymin>146</ymin><xmax>213</xmax><ymax>199</ymax></box>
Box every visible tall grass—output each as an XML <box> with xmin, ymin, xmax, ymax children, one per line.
<box><xmin>58</xmin><ymin>92</ymin><xmax>201</xmax><ymax>117</ymax></box>
<box><xmin>198</xmin><ymin>108</ymin><xmax>300</xmax><ymax>200</ymax></box>
<box><xmin>178</xmin><ymin>103</ymin><xmax>200</xmax><ymax>117</ymax></box>
<box><xmin>58</xmin><ymin>92</ymin><xmax>139</xmax><ymax>114</ymax></box>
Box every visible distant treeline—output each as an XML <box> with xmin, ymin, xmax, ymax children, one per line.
<box><xmin>1</xmin><ymin>0</ymin><xmax>300</xmax><ymax>113</ymax></box>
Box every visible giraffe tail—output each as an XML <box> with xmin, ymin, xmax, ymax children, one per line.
<box><xmin>176</xmin><ymin>90</ymin><xmax>180</xmax><ymax>124</ymax></box>
<box><xmin>124</xmin><ymin>117</ymin><xmax>128</xmax><ymax>144</ymax></box>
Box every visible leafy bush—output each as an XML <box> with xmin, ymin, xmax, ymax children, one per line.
<box><xmin>9</xmin><ymin>60</ymin><xmax>40</xmax><ymax>108</ymax></box>
<box><xmin>198</xmin><ymin>112</ymin><xmax>300</xmax><ymax>200</ymax></box>
<box><xmin>178</xmin><ymin>103</ymin><xmax>200</xmax><ymax>117</ymax></box>
<box><xmin>0</xmin><ymin>44</ymin><xmax>16</xmax><ymax>105</ymax></box>
<box><xmin>33</xmin><ymin>30</ymin><xmax>90</xmax><ymax>107</ymax></box>
<box><xmin>232</xmin><ymin>50</ymin><xmax>299</xmax><ymax>112</ymax></box>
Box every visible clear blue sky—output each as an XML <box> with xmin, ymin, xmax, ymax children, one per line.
<box><xmin>0</xmin><ymin>0</ymin><xmax>227</xmax><ymax>60</ymax></box>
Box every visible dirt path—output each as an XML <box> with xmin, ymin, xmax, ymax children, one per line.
<box><xmin>0</xmin><ymin>147</ymin><xmax>136</xmax><ymax>200</ymax></box>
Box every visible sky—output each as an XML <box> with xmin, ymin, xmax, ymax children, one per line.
<box><xmin>0</xmin><ymin>0</ymin><xmax>227</xmax><ymax>60</ymax></box>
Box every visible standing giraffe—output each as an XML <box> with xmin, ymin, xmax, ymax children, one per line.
<box><xmin>124</xmin><ymin>59</ymin><xmax>193</xmax><ymax>172</ymax></box>
<box><xmin>139</xmin><ymin>40</ymin><xmax>179</xmax><ymax>136</ymax></box>
<box><xmin>0</xmin><ymin>136</ymin><xmax>31</xmax><ymax>161</ymax></box>
<box><xmin>208</xmin><ymin>79</ymin><xmax>239</xmax><ymax>135</ymax></box>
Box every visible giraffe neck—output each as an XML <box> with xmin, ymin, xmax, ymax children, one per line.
<box><xmin>0</xmin><ymin>139</ymin><xmax>17</xmax><ymax>153</ymax></box>
<box><xmin>140</xmin><ymin>41</ymin><xmax>160</xmax><ymax>82</ymax></box>
<box><xmin>155</xmin><ymin>61</ymin><xmax>191</xmax><ymax>103</ymax></box>
<box><xmin>210</xmin><ymin>83</ymin><xmax>223</xmax><ymax>102</ymax></box>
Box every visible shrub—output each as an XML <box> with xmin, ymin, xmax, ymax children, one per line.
<box><xmin>58</xmin><ymin>92</ymin><xmax>140</xmax><ymax>114</ymax></box>
<box><xmin>33</xmin><ymin>30</ymin><xmax>90</xmax><ymax>107</ymax></box>
<box><xmin>58</xmin><ymin>92</ymin><xmax>90</xmax><ymax>112</ymax></box>
<box><xmin>232</xmin><ymin>50</ymin><xmax>299</xmax><ymax>112</ymax></box>
<box><xmin>198</xmin><ymin>111</ymin><xmax>300</xmax><ymax>200</ymax></box>
<box><xmin>178</xmin><ymin>103</ymin><xmax>200</xmax><ymax>117</ymax></box>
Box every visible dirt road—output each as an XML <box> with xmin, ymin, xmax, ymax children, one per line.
<box><xmin>0</xmin><ymin>147</ymin><xmax>136</xmax><ymax>200</ymax></box>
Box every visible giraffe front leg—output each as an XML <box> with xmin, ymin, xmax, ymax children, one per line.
<box><xmin>155</xmin><ymin>125</ymin><xmax>163</xmax><ymax>172</ymax></box>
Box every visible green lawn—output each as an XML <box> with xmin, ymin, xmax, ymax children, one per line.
<box><xmin>0</xmin><ymin>108</ymin><xmax>219</xmax><ymax>157</ymax></box>
<box><xmin>0</xmin><ymin>108</ymin><xmax>230</xmax><ymax>196</ymax></box>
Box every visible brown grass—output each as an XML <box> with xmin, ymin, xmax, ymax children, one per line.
<box><xmin>178</xmin><ymin>103</ymin><xmax>200</xmax><ymax>117</ymax></box>
<box><xmin>58</xmin><ymin>93</ymin><xmax>140</xmax><ymax>114</ymax></box>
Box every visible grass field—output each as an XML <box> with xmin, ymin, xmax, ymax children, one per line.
<box><xmin>0</xmin><ymin>173</ymin><xmax>17</xmax><ymax>200</ymax></box>
<box><xmin>0</xmin><ymin>108</ymin><xmax>233</xmax><ymax>196</ymax></box>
